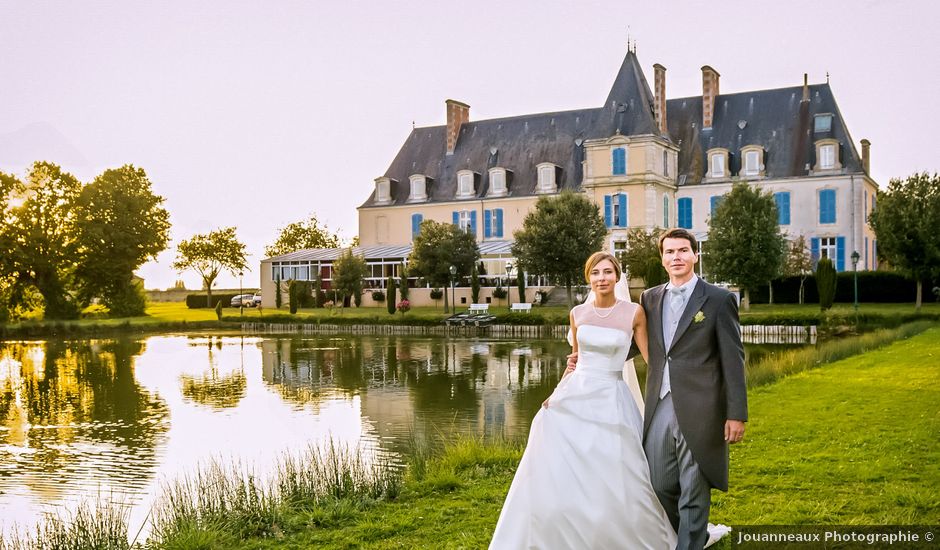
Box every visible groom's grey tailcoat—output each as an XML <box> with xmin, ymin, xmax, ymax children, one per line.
<box><xmin>641</xmin><ymin>279</ymin><xmax>748</xmax><ymax>491</ymax></box>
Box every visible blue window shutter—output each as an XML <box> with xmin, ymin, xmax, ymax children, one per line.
<box><xmin>483</xmin><ymin>209</ymin><xmax>492</xmax><ymax>238</ymax></box>
<box><xmin>810</xmin><ymin>237</ymin><xmax>820</xmax><ymax>267</ymax></box>
<box><xmin>411</xmin><ymin>213</ymin><xmax>423</xmax><ymax>240</ymax></box>
<box><xmin>495</xmin><ymin>208</ymin><xmax>504</xmax><ymax>237</ymax></box>
<box><xmin>452</xmin><ymin>211</ymin><xmax>459</xmax><ymax>225</ymax></box>
<box><xmin>820</xmin><ymin>189</ymin><xmax>836</xmax><ymax>224</ymax></box>
<box><xmin>604</xmin><ymin>195</ymin><xmax>612</xmax><ymax>227</ymax></box>
<box><xmin>710</xmin><ymin>195</ymin><xmax>721</xmax><ymax>218</ymax></box>
<box><xmin>619</xmin><ymin>194</ymin><xmax>628</xmax><ymax>227</ymax></box>
<box><xmin>783</xmin><ymin>193</ymin><xmax>791</xmax><ymax>225</ymax></box>
<box><xmin>470</xmin><ymin>210</ymin><xmax>477</xmax><ymax>235</ymax></box>
<box><xmin>774</xmin><ymin>192</ymin><xmax>791</xmax><ymax>225</ymax></box>
<box><xmin>836</xmin><ymin>236</ymin><xmax>845</xmax><ymax>271</ymax></box>
<box><xmin>678</xmin><ymin>197</ymin><xmax>692</xmax><ymax>229</ymax></box>
<box><xmin>612</xmin><ymin>148</ymin><xmax>626</xmax><ymax>175</ymax></box>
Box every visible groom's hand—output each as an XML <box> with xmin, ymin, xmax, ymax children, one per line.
<box><xmin>725</xmin><ymin>420</ymin><xmax>746</xmax><ymax>444</ymax></box>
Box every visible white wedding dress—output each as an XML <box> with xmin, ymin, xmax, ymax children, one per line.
<box><xmin>490</xmin><ymin>299</ymin><xmax>677</xmax><ymax>549</ymax></box>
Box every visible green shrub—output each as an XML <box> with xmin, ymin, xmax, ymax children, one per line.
<box><xmin>816</xmin><ymin>258</ymin><xmax>837</xmax><ymax>311</ymax></box>
<box><xmin>372</xmin><ymin>290</ymin><xmax>385</xmax><ymax>302</ymax></box>
<box><xmin>470</xmin><ymin>264</ymin><xmax>481</xmax><ymax>303</ymax></box>
<box><xmin>516</xmin><ymin>271</ymin><xmax>526</xmax><ymax>304</ymax></box>
<box><xmin>429</xmin><ymin>288</ymin><xmax>443</xmax><ymax>300</ymax></box>
<box><xmin>751</xmin><ymin>271</ymin><xmax>931</xmax><ymax>304</ymax></box>
<box><xmin>387</xmin><ymin>276</ymin><xmax>397</xmax><ymax>315</ymax></box>
<box><xmin>274</xmin><ymin>274</ymin><xmax>283</xmax><ymax>309</ymax></box>
<box><xmin>288</xmin><ymin>280</ymin><xmax>298</xmax><ymax>314</ymax></box>
<box><xmin>399</xmin><ymin>265</ymin><xmax>410</xmax><ymax>301</ymax></box>
<box><xmin>492</xmin><ymin>284</ymin><xmax>508</xmax><ymax>300</ymax></box>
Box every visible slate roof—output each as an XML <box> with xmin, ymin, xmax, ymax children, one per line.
<box><xmin>360</xmin><ymin>51</ymin><xmax>864</xmax><ymax>207</ymax></box>
<box><xmin>360</xmin><ymin>51</ymin><xmax>659</xmax><ymax>208</ymax></box>
<box><xmin>667</xmin><ymin>83</ymin><xmax>863</xmax><ymax>185</ymax></box>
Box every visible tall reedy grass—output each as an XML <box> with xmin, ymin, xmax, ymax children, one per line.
<box><xmin>147</xmin><ymin>440</ymin><xmax>401</xmax><ymax>547</ymax></box>
<box><xmin>0</xmin><ymin>498</ymin><xmax>130</xmax><ymax>550</ymax></box>
<box><xmin>745</xmin><ymin>320</ymin><xmax>935</xmax><ymax>387</ymax></box>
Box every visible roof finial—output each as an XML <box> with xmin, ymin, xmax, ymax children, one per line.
<box><xmin>826</xmin><ymin>71</ymin><xmax>830</xmax><ymax>83</ymax></box>
<box><xmin>412</xmin><ymin>120</ymin><xmax>415</xmax><ymax>129</ymax></box>
<box><xmin>627</xmin><ymin>26</ymin><xmax>631</xmax><ymax>53</ymax></box>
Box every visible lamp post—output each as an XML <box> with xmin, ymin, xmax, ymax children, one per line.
<box><xmin>505</xmin><ymin>261</ymin><xmax>515</xmax><ymax>308</ymax></box>
<box><xmin>449</xmin><ymin>265</ymin><xmax>457</xmax><ymax>314</ymax></box>
<box><xmin>851</xmin><ymin>250</ymin><xmax>860</xmax><ymax>313</ymax></box>
<box><xmin>239</xmin><ymin>271</ymin><xmax>244</xmax><ymax>317</ymax></box>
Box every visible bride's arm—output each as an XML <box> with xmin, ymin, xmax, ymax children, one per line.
<box><xmin>632</xmin><ymin>306</ymin><xmax>650</xmax><ymax>364</ymax></box>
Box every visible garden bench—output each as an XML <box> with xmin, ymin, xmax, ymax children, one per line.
<box><xmin>469</xmin><ymin>303</ymin><xmax>490</xmax><ymax>314</ymax></box>
<box><xmin>510</xmin><ymin>303</ymin><xmax>532</xmax><ymax>312</ymax></box>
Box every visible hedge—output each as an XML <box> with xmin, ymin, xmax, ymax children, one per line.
<box><xmin>186</xmin><ymin>293</ymin><xmax>241</xmax><ymax>309</ymax></box>
<box><xmin>751</xmin><ymin>271</ymin><xmax>938</xmax><ymax>304</ymax></box>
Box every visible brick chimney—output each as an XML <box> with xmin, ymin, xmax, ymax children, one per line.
<box><xmin>802</xmin><ymin>73</ymin><xmax>810</xmax><ymax>103</ymax></box>
<box><xmin>445</xmin><ymin>99</ymin><xmax>470</xmax><ymax>155</ymax></box>
<box><xmin>701</xmin><ymin>65</ymin><xmax>720</xmax><ymax>129</ymax></box>
<box><xmin>861</xmin><ymin>139</ymin><xmax>871</xmax><ymax>174</ymax></box>
<box><xmin>653</xmin><ymin>63</ymin><xmax>667</xmax><ymax>135</ymax></box>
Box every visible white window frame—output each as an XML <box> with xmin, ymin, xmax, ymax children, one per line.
<box><xmin>820</xmin><ymin>145</ymin><xmax>835</xmax><ymax>169</ymax></box>
<box><xmin>663</xmin><ymin>150</ymin><xmax>669</xmax><ymax>177</ymax></box>
<box><xmin>409</xmin><ymin>174</ymin><xmax>427</xmax><ymax>201</ymax></box>
<box><xmin>744</xmin><ymin>150</ymin><xmax>760</xmax><ymax>176</ymax></box>
<box><xmin>457</xmin><ymin>170</ymin><xmax>474</xmax><ymax>198</ymax></box>
<box><xmin>374</xmin><ymin>177</ymin><xmax>392</xmax><ymax>203</ymax></box>
<box><xmin>819</xmin><ymin>237</ymin><xmax>837</xmax><ymax>261</ymax></box>
<box><xmin>537</xmin><ymin>163</ymin><xmax>557</xmax><ymax>193</ymax></box>
<box><xmin>612</xmin><ymin>195</ymin><xmax>623</xmax><ymax>226</ymax></box>
<box><xmin>710</xmin><ymin>153</ymin><xmax>725</xmax><ymax>178</ymax></box>
<box><xmin>612</xmin><ymin>240</ymin><xmax>628</xmax><ymax>269</ymax></box>
<box><xmin>458</xmin><ymin>210</ymin><xmax>472</xmax><ymax>232</ymax></box>
<box><xmin>488</xmin><ymin>167</ymin><xmax>507</xmax><ymax>197</ymax></box>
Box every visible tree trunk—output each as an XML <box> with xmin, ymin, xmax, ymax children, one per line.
<box><xmin>204</xmin><ymin>277</ymin><xmax>213</xmax><ymax>309</ymax></box>
<box><xmin>798</xmin><ymin>276</ymin><xmax>806</xmax><ymax>305</ymax></box>
<box><xmin>768</xmin><ymin>281</ymin><xmax>774</xmax><ymax>305</ymax></box>
<box><xmin>916</xmin><ymin>279</ymin><xmax>922</xmax><ymax>311</ymax></box>
<box><xmin>742</xmin><ymin>288</ymin><xmax>751</xmax><ymax>312</ymax></box>
<box><xmin>565</xmin><ymin>277</ymin><xmax>573</xmax><ymax>309</ymax></box>
<box><xmin>444</xmin><ymin>286</ymin><xmax>450</xmax><ymax>313</ymax></box>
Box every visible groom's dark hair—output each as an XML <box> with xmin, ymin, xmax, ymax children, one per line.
<box><xmin>658</xmin><ymin>228</ymin><xmax>699</xmax><ymax>254</ymax></box>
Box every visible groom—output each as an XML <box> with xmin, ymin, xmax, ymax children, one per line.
<box><xmin>642</xmin><ymin>228</ymin><xmax>747</xmax><ymax>549</ymax></box>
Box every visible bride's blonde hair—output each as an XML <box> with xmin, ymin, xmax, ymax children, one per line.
<box><xmin>584</xmin><ymin>251</ymin><xmax>622</xmax><ymax>283</ymax></box>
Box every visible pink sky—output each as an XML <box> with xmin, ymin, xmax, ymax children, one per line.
<box><xmin>2</xmin><ymin>0</ymin><xmax>937</xmax><ymax>290</ymax></box>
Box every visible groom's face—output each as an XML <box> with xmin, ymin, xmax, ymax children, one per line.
<box><xmin>661</xmin><ymin>237</ymin><xmax>698</xmax><ymax>281</ymax></box>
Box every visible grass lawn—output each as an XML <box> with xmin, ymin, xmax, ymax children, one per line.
<box><xmin>204</xmin><ymin>326</ymin><xmax>940</xmax><ymax>549</ymax></box>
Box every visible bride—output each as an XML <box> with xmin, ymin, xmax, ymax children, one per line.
<box><xmin>490</xmin><ymin>252</ymin><xmax>677</xmax><ymax>548</ymax></box>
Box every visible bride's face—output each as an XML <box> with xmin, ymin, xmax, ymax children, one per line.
<box><xmin>589</xmin><ymin>259</ymin><xmax>618</xmax><ymax>297</ymax></box>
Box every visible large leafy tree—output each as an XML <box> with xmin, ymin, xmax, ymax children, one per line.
<box><xmin>75</xmin><ymin>165</ymin><xmax>171</xmax><ymax>316</ymax></box>
<box><xmin>172</xmin><ymin>227</ymin><xmax>248</xmax><ymax>307</ymax></box>
<box><xmin>706</xmin><ymin>181</ymin><xmax>786</xmax><ymax>311</ymax></box>
<box><xmin>869</xmin><ymin>172</ymin><xmax>940</xmax><ymax>310</ymax></box>
<box><xmin>264</xmin><ymin>214</ymin><xmax>341</xmax><ymax>257</ymax></box>
<box><xmin>620</xmin><ymin>227</ymin><xmax>668</xmax><ymax>289</ymax></box>
<box><xmin>0</xmin><ymin>162</ymin><xmax>83</xmax><ymax>318</ymax></box>
<box><xmin>332</xmin><ymin>249</ymin><xmax>369</xmax><ymax>307</ymax></box>
<box><xmin>408</xmin><ymin>220</ymin><xmax>479</xmax><ymax>312</ymax></box>
<box><xmin>511</xmin><ymin>191</ymin><xmax>607</xmax><ymax>308</ymax></box>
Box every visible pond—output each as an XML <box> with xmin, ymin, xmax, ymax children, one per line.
<box><xmin>0</xmin><ymin>332</ymin><xmax>804</xmax><ymax>537</ymax></box>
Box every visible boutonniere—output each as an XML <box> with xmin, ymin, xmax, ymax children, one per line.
<box><xmin>693</xmin><ymin>311</ymin><xmax>706</xmax><ymax>324</ymax></box>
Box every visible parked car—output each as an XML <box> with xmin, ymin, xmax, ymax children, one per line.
<box><xmin>231</xmin><ymin>294</ymin><xmax>254</xmax><ymax>307</ymax></box>
<box><xmin>248</xmin><ymin>292</ymin><xmax>263</xmax><ymax>307</ymax></box>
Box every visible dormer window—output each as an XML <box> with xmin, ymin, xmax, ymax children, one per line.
<box><xmin>537</xmin><ymin>163</ymin><xmax>558</xmax><ymax>193</ymax></box>
<box><xmin>741</xmin><ymin>145</ymin><xmax>765</xmax><ymax>177</ymax></box>
<box><xmin>706</xmin><ymin>148</ymin><xmax>729</xmax><ymax>179</ymax></box>
<box><xmin>814</xmin><ymin>139</ymin><xmax>841</xmax><ymax>172</ymax></box>
<box><xmin>374</xmin><ymin>177</ymin><xmax>393</xmax><ymax>204</ymax></box>
<box><xmin>488</xmin><ymin>167</ymin><xmax>508</xmax><ymax>197</ymax></box>
<box><xmin>814</xmin><ymin>114</ymin><xmax>833</xmax><ymax>133</ymax></box>
<box><xmin>408</xmin><ymin>174</ymin><xmax>428</xmax><ymax>202</ymax></box>
<box><xmin>456</xmin><ymin>170</ymin><xmax>476</xmax><ymax>198</ymax></box>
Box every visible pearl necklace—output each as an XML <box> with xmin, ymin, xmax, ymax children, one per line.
<box><xmin>592</xmin><ymin>299</ymin><xmax>617</xmax><ymax>318</ymax></box>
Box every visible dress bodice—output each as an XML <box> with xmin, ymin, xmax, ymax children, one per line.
<box><xmin>572</xmin><ymin>300</ymin><xmax>637</xmax><ymax>376</ymax></box>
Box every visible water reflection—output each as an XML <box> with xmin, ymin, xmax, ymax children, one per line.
<box><xmin>0</xmin><ymin>333</ymin><xmax>805</xmax><ymax>538</ymax></box>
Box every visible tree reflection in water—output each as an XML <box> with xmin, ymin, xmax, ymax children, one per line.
<box><xmin>0</xmin><ymin>336</ymin><xmax>168</xmax><ymax>504</ymax></box>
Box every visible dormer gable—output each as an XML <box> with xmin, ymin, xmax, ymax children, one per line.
<box><xmin>408</xmin><ymin>174</ymin><xmax>429</xmax><ymax>202</ymax></box>
<box><xmin>373</xmin><ymin>177</ymin><xmax>395</xmax><ymax>205</ymax></box>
